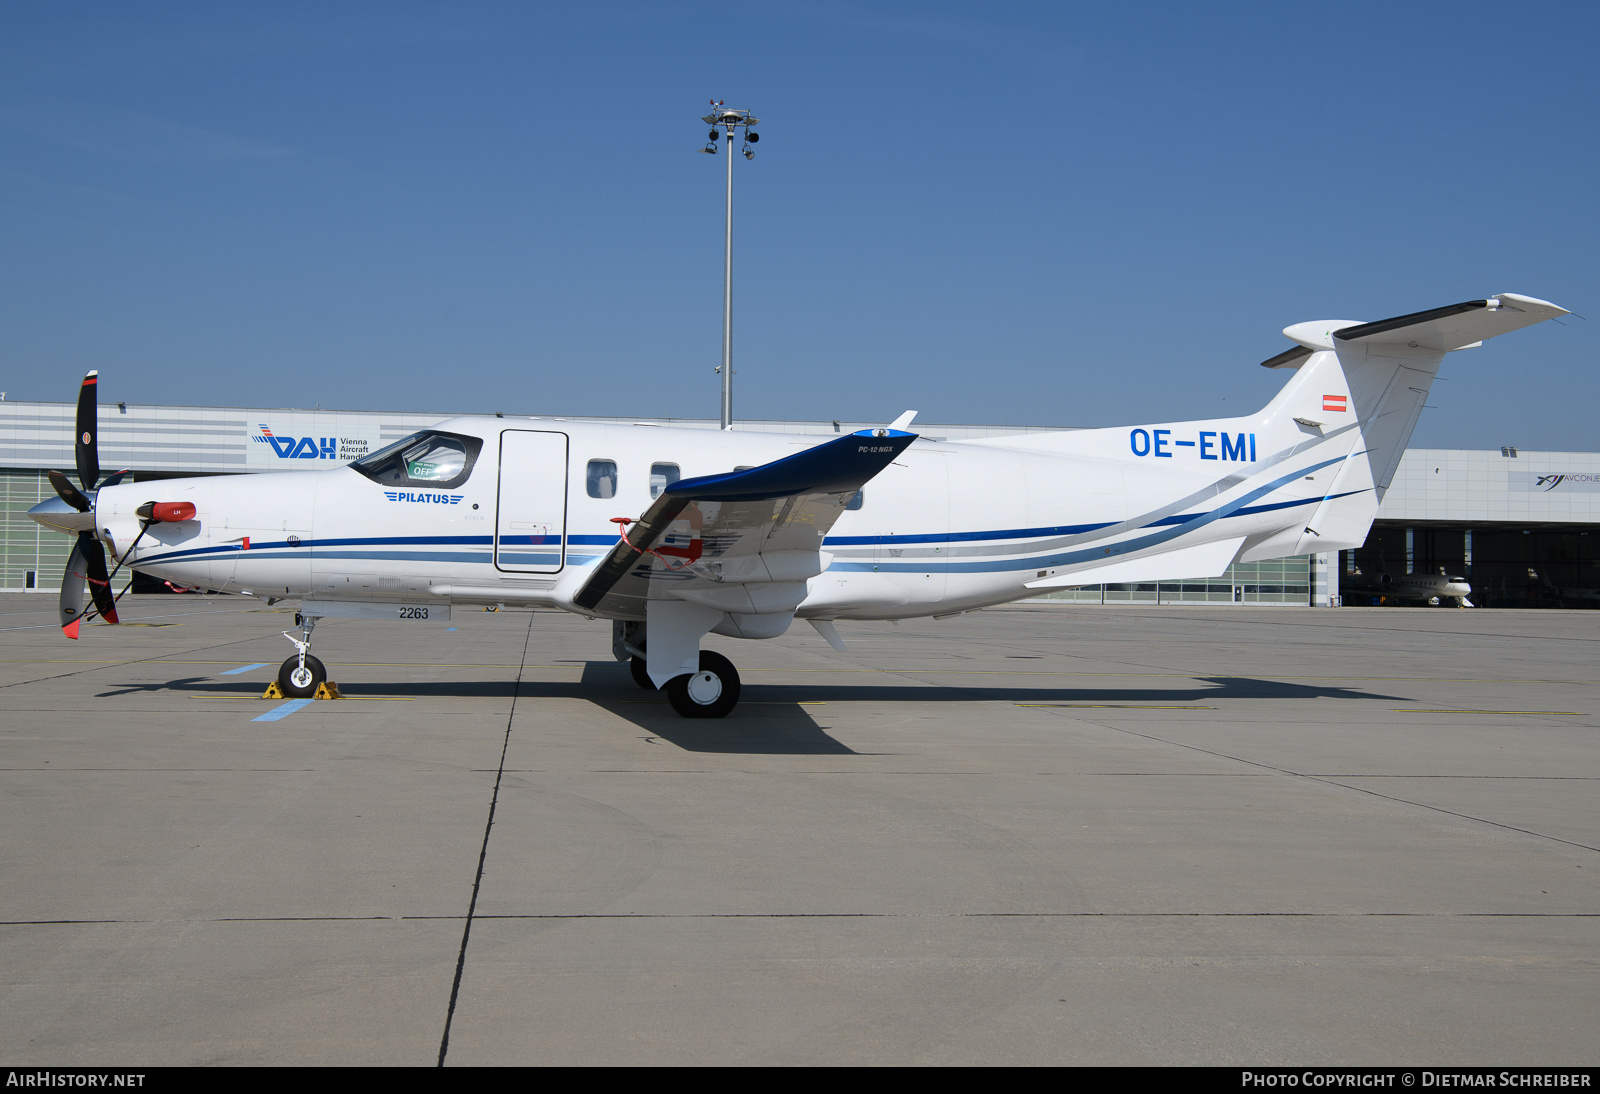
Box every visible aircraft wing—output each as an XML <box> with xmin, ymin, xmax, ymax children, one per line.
<box><xmin>573</xmin><ymin>428</ymin><xmax>917</xmax><ymax>617</ymax></box>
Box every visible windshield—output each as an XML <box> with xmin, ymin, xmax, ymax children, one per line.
<box><xmin>352</xmin><ymin>430</ymin><xmax>482</xmax><ymax>490</ymax></box>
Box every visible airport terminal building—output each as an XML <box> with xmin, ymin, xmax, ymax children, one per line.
<box><xmin>3</xmin><ymin>398</ymin><xmax>1596</xmax><ymax>607</ymax></box>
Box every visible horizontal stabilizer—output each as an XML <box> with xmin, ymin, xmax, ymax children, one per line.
<box><xmin>1333</xmin><ymin>293</ymin><xmax>1567</xmax><ymax>352</ymax></box>
<box><xmin>1260</xmin><ymin>344</ymin><xmax>1314</xmax><ymax>370</ymax></box>
<box><xmin>1264</xmin><ymin>293</ymin><xmax>1567</xmax><ymax>366</ymax></box>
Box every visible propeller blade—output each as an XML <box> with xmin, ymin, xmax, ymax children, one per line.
<box><xmin>60</xmin><ymin>535</ymin><xmax>89</xmax><ymax>634</ymax></box>
<box><xmin>75</xmin><ymin>370</ymin><xmax>100</xmax><ymax>493</ymax></box>
<box><xmin>81</xmin><ymin>533</ymin><xmax>119</xmax><ymax>625</ymax></box>
<box><xmin>59</xmin><ymin>532</ymin><xmax>120</xmax><ymax>635</ymax></box>
<box><xmin>98</xmin><ymin>469</ymin><xmax>130</xmax><ymax>489</ymax></box>
<box><xmin>47</xmin><ymin>469</ymin><xmax>92</xmax><ymax>512</ymax></box>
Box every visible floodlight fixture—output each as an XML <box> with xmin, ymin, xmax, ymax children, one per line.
<box><xmin>698</xmin><ymin>101</ymin><xmax>762</xmax><ymax>429</ymax></box>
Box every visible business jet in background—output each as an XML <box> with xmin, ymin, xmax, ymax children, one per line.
<box><xmin>1341</xmin><ymin>565</ymin><xmax>1473</xmax><ymax>607</ymax></box>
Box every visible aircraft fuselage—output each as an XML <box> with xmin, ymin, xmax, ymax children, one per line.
<box><xmin>89</xmin><ymin>415</ymin><xmax>1327</xmax><ymax>623</ymax></box>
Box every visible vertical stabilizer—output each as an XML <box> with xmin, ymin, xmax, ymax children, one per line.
<box><xmin>1242</xmin><ymin>294</ymin><xmax>1566</xmax><ymax>560</ymax></box>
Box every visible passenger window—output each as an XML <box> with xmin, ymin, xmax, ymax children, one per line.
<box><xmin>650</xmin><ymin>462</ymin><xmax>680</xmax><ymax>499</ymax></box>
<box><xmin>846</xmin><ymin>490</ymin><xmax>864</xmax><ymax>511</ymax></box>
<box><xmin>586</xmin><ymin>459</ymin><xmax>618</xmax><ymax>499</ymax></box>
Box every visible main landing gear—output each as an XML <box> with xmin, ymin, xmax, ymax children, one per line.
<box><xmin>630</xmin><ymin>654</ymin><xmax>655</xmax><ymax>691</ymax></box>
<box><xmin>278</xmin><ymin>612</ymin><xmax>326</xmax><ymax>698</ymax></box>
<box><xmin>656</xmin><ymin>651</ymin><xmax>740</xmax><ymax>718</ymax></box>
<box><xmin>616</xmin><ymin>620</ymin><xmax>742</xmax><ymax>718</ymax></box>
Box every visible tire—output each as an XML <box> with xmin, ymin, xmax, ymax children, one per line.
<box><xmin>664</xmin><ymin>650</ymin><xmax>741</xmax><ymax>718</ymax></box>
<box><xmin>278</xmin><ymin>654</ymin><xmax>326</xmax><ymax>698</ymax></box>
<box><xmin>629</xmin><ymin>655</ymin><xmax>657</xmax><ymax>690</ymax></box>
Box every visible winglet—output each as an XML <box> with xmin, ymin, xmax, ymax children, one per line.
<box><xmin>889</xmin><ymin>410</ymin><xmax>917</xmax><ymax>431</ymax></box>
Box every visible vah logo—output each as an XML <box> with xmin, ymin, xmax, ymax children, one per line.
<box><xmin>384</xmin><ymin>491</ymin><xmax>465</xmax><ymax>504</ymax></box>
<box><xmin>252</xmin><ymin>426</ymin><xmax>373</xmax><ymax>461</ymax></box>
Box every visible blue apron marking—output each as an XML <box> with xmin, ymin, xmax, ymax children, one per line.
<box><xmin>252</xmin><ymin>698</ymin><xmax>316</xmax><ymax>722</ymax></box>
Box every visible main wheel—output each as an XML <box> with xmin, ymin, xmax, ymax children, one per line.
<box><xmin>629</xmin><ymin>655</ymin><xmax>656</xmax><ymax>690</ymax></box>
<box><xmin>278</xmin><ymin>654</ymin><xmax>326</xmax><ymax>698</ymax></box>
<box><xmin>664</xmin><ymin>650</ymin><xmax>741</xmax><ymax>718</ymax></box>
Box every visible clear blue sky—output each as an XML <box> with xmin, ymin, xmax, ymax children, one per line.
<box><xmin>2</xmin><ymin>1</ymin><xmax>1595</xmax><ymax>449</ymax></box>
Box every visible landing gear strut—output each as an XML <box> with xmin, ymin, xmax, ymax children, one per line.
<box><xmin>614</xmin><ymin>619</ymin><xmax>656</xmax><ymax>690</ymax></box>
<box><xmin>278</xmin><ymin>612</ymin><xmax>326</xmax><ymax>698</ymax></box>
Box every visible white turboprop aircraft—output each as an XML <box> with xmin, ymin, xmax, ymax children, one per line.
<box><xmin>29</xmin><ymin>293</ymin><xmax>1566</xmax><ymax>717</ymax></box>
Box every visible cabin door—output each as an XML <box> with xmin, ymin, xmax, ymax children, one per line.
<box><xmin>495</xmin><ymin>430</ymin><xmax>569</xmax><ymax>573</ymax></box>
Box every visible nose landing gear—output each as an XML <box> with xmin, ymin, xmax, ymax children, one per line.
<box><xmin>278</xmin><ymin>613</ymin><xmax>326</xmax><ymax>698</ymax></box>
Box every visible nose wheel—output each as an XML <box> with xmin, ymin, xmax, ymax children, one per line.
<box><xmin>279</xmin><ymin>654</ymin><xmax>326</xmax><ymax>698</ymax></box>
<box><xmin>664</xmin><ymin>651</ymin><xmax>740</xmax><ymax>718</ymax></box>
<box><xmin>277</xmin><ymin>612</ymin><xmax>326</xmax><ymax>698</ymax></box>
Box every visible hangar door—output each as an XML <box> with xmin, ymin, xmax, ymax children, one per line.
<box><xmin>495</xmin><ymin>430</ymin><xmax>568</xmax><ymax>573</ymax></box>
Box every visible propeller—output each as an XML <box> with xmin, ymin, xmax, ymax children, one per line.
<box><xmin>49</xmin><ymin>371</ymin><xmax>123</xmax><ymax>637</ymax></box>
<box><xmin>39</xmin><ymin>372</ymin><xmax>190</xmax><ymax>637</ymax></box>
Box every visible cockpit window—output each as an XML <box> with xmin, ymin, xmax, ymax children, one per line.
<box><xmin>352</xmin><ymin>430</ymin><xmax>483</xmax><ymax>490</ymax></box>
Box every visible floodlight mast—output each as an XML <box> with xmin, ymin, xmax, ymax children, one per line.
<box><xmin>699</xmin><ymin>103</ymin><xmax>759</xmax><ymax>429</ymax></box>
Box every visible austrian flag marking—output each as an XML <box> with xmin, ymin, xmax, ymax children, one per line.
<box><xmin>1322</xmin><ymin>394</ymin><xmax>1348</xmax><ymax>412</ymax></box>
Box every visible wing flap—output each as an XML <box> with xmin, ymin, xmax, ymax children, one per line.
<box><xmin>573</xmin><ymin>428</ymin><xmax>916</xmax><ymax>615</ymax></box>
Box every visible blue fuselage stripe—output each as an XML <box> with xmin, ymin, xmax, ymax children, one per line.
<box><xmin>832</xmin><ymin>465</ymin><xmax>1353</xmax><ymax>574</ymax></box>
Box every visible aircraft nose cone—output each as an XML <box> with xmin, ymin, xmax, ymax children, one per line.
<box><xmin>27</xmin><ymin>495</ymin><xmax>97</xmax><ymax>533</ymax></box>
